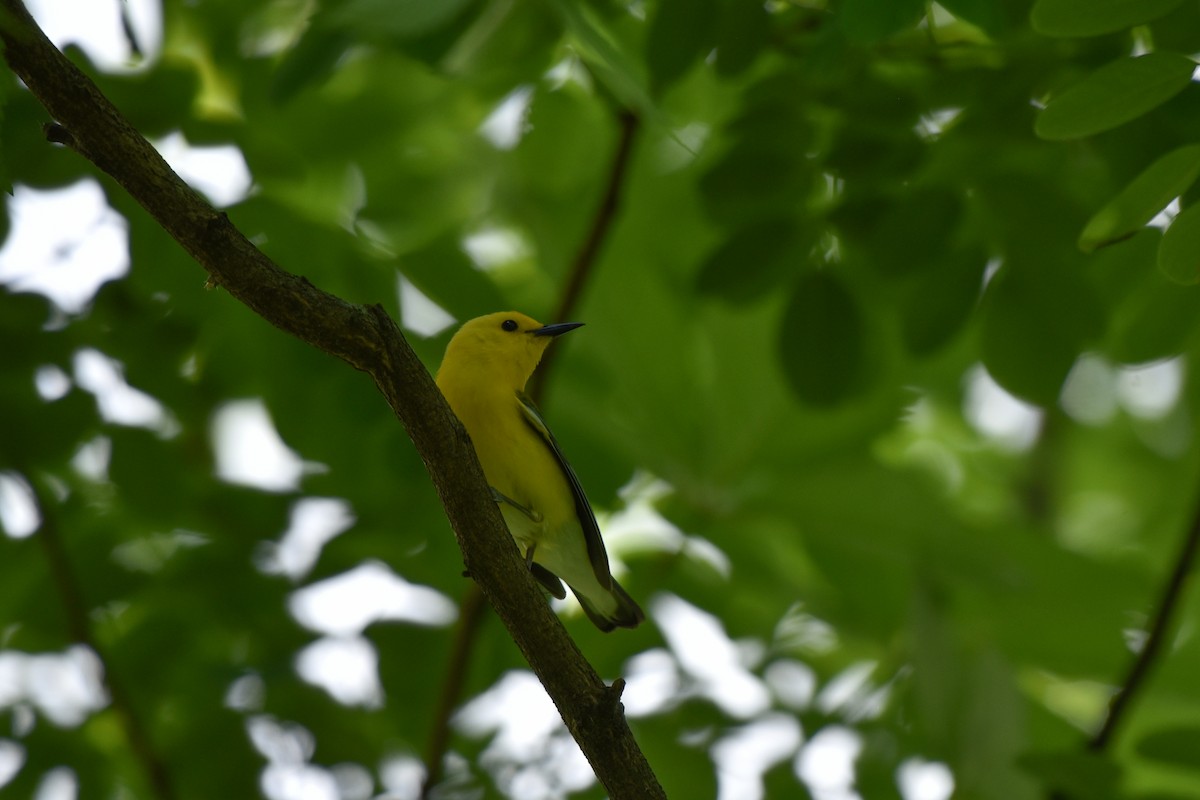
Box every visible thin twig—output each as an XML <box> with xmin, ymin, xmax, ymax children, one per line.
<box><xmin>1089</xmin><ymin>495</ymin><xmax>1200</xmax><ymax>751</ymax></box>
<box><xmin>421</xmin><ymin>584</ymin><xmax>486</xmax><ymax>796</ymax></box>
<box><xmin>528</xmin><ymin>109</ymin><xmax>640</xmax><ymax>400</ymax></box>
<box><xmin>28</xmin><ymin>476</ymin><xmax>176</xmax><ymax>800</ymax></box>
<box><xmin>118</xmin><ymin>0</ymin><xmax>143</xmax><ymax>59</ymax></box>
<box><xmin>1047</xmin><ymin>494</ymin><xmax>1200</xmax><ymax>800</ymax></box>
<box><xmin>420</xmin><ymin>106</ymin><xmax>641</xmax><ymax>796</ymax></box>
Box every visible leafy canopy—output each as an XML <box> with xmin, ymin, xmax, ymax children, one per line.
<box><xmin>4</xmin><ymin>0</ymin><xmax>1200</xmax><ymax>798</ymax></box>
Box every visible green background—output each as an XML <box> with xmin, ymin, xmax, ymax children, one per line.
<box><xmin>5</xmin><ymin>0</ymin><xmax>1200</xmax><ymax>797</ymax></box>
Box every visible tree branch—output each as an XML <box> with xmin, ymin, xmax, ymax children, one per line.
<box><xmin>1089</xmin><ymin>491</ymin><xmax>1200</xmax><ymax>752</ymax></box>
<box><xmin>528</xmin><ymin>109</ymin><xmax>640</xmax><ymax>399</ymax></box>
<box><xmin>1049</xmin><ymin>490</ymin><xmax>1200</xmax><ymax>800</ymax></box>
<box><xmin>422</xmin><ymin>105</ymin><xmax>641</xmax><ymax>795</ymax></box>
<box><xmin>26</xmin><ymin>476</ymin><xmax>175</xmax><ymax>800</ymax></box>
<box><xmin>0</xmin><ymin>4</ymin><xmax>665</xmax><ymax>798</ymax></box>
<box><xmin>422</xmin><ymin>583</ymin><xmax>486</xmax><ymax>795</ymax></box>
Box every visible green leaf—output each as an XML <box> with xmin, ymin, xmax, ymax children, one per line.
<box><xmin>1080</xmin><ymin>144</ymin><xmax>1200</xmax><ymax>252</ymax></box>
<box><xmin>1135</xmin><ymin>726</ymin><xmax>1200</xmax><ymax>771</ymax></box>
<box><xmin>1018</xmin><ymin>750</ymin><xmax>1121</xmax><ymax>799</ymax></box>
<box><xmin>645</xmin><ymin>0</ymin><xmax>718</xmax><ymax>94</ymax></box>
<box><xmin>514</xmin><ymin>85</ymin><xmax>610</xmax><ymax>196</ymax></box>
<box><xmin>1032</xmin><ymin>0</ymin><xmax>1185</xmax><ymax>38</ymax></box>
<box><xmin>1150</xmin><ymin>0</ymin><xmax>1200</xmax><ymax>55</ymax></box>
<box><xmin>714</xmin><ymin>0</ymin><xmax>770</xmax><ymax>77</ymax></box>
<box><xmin>97</xmin><ymin>65</ymin><xmax>200</xmax><ymax>138</ymax></box>
<box><xmin>938</xmin><ymin>0</ymin><xmax>1008</xmax><ymax>34</ymax></box>
<box><xmin>270</xmin><ymin>27</ymin><xmax>352</xmax><ymax>101</ymax></box>
<box><xmin>901</xmin><ymin>245</ymin><xmax>987</xmax><ymax>356</ymax></box>
<box><xmin>1114</xmin><ymin>280</ymin><xmax>1200</xmax><ymax>363</ymax></box>
<box><xmin>726</xmin><ymin>74</ymin><xmax>813</xmax><ymax>153</ymax></box>
<box><xmin>695</xmin><ymin>218</ymin><xmax>811</xmax><ymax>304</ymax></box>
<box><xmin>699</xmin><ymin>145</ymin><xmax>813</xmax><ymax>225</ymax></box>
<box><xmin>438</xmin><ymin>0</ymin><xmax>560</xmax><ymax>95</ymax></box>
<box><xmin>834</xmin><ymin>187</ymin><xmax>964</xmax><ymax>276</ymax></box>
<box><xmin>954</xmin><ymin>651</ymin><xmax>1037</xmax><ymax>797</ymax></box>
<box><xmin>0</xmin><ymin>69</ymin><xmax>11</xmax><ymax>195</ymax></box>
<box><xmin>908</xmin><ymin>583</ymin><xmax>961</xmax><ymax>757</ymax></box>
<box><xmin>779</xmin><ymin>271</ymin><xmax>866</xmax><ymax>406</ymax></box>
<box><xmin>856</xmin><ymin>736</ymin><xmax>908</xmax><ymax>800</ymax></box>
<box><xmin>838</xmin><ymin>0</ymin><xmax>927</xmax><ymax>42</ymax></box>
<box><xmin>880</xmin><ymin>187</ymin><xmax>964</xmax><ymax>269</ymax></box>
<box><xmin>398</xmin><ymin>232</ymin><xmax>507</xmax><ymax>318</ymax></box>
<box><xmin>327</xmin><ymin>0</ymin><xmax>478</xmax><ymax>39</ymax></box>
<box><xmin>980</xmin><ymin>256</ymin><xmax>1104</xmax><ymax>406</ymax></box>
<box><xmin>1092</xmin><ymin>229</ymin><xmax>1200</xmax><ymax>363</ymax></box>
<box><xmin>1159</xmin><ymin>201</ymin><xmax>1200</xmax><ymax>284</ymax></box>
<box><xmin>108</xmin><ymin>428</ymin><xmax>202</xmax><ymax>528</ymax></box>
<box><xmin>20</xmin><ymin>0</ymin><xmax>1200</xmax><ymax>795</ymax></box>
<box><xmin>1035</xmin><ymin>53</ymin><xmax>1197</xmax><ymax>141</ymax></box>
<box><xmin>552</xmin><ymin>0</ymin><xmax>655</xmax><ymax>117</ymax></box>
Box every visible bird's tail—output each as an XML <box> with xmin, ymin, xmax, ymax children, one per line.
<box><xmin>575</xmin><ymin>577</ymin><xmax>644</xmax><ymax>632</ymax></box>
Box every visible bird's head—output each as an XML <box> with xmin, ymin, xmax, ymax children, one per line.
<box><xmin>438</xmin><ymin>311</ymin><xmax>583</xmax><ymax>391</ymax></box>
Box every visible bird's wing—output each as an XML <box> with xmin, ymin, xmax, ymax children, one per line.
<box><xmin>517</xmin><ymin>391</ymin><xmax>612</xmax><ymax>590</ymax></box>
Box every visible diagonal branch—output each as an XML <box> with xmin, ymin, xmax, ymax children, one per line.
<box><xmin>1050</xmin><ymin>489</ymin><xmax>1200</xmax><ymax>800</ymax></box>
<box><xmin>0</xmin><ymin>4</ymin><xmax>665</xmax><ymax>798</ymax></box>
<box><xmin>422</xmin><ymin>581</ymin><xmax>486</xmax><ymax>794</ymax></box>
<box><xmin>1089</xmin><ymin>492</ymin><xmax>1200</xmax><ymax>751</ymax></box>
<box><xmin>26</xmin><ymin>476</ymin><xmax>175</xmax><ymax>800</ymax></box>
<box><xmin>549</xmin><ymin>108</ymin><xmax>640</xmax><ymax>330</ymax></box>
<box><xmin>421</xmin><ymin>106</ymin><xmax>641</xmax><ymax>795</ymax></box>
<box><xmin>528</xmin><ymin>109</ymin><xmax>640</xmax><ymax>400</ymax></box>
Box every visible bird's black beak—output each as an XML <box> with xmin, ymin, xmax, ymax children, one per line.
<box><xmin>532</xmin><ymin>321</ymin><xmax>584</xmax><ymax>337</ymax></box>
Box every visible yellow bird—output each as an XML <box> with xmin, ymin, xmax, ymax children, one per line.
<box><xmin>436</xmin><ymin>312</ymin><xmax>643</xmax><ymax>631</ymax></box>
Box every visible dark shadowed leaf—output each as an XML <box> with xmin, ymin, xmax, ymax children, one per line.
<box><xmin>1135</xmin><ymin>726</ymin><xmax>1200</xmax><ymax>771</ymax></box>
<box><xmin>938</xmin><ymin>0</ymin><xmax>1008</xmax><ymax>34</ymax></box>
<box><xmin>779</xmin><ymin>271</ymin><xmax>865</xmax><ymax>406</ymax></box>
<box><xmin>1032</xmin><ymin>0</ymin><xmax>1184</xmax><ymax>37</ymax></box>
<box><xmin>714</xmin><ymin>0</ymin><xmax>769</xmax><ymax>77</ymax></box>
<box><xmin>327</xmin><ymin>0</ymin><xmax>479</xmax><ymax>39</ymax></box>
<box><xmin>696</xmin><ymin>218</ymin><xmax>811</xmax><ymax>303</ymax></box>
<box><xmin>901</xmin><ymin>245</ymin><xmax>987</xmax><ymax>355</ymax></box>
<box><xmin>397</xmin><ymin>232</ymin><xmax>507</xmax><ymax>318</ymax></box>
<box><xmin>980</xmin><ymin>257</ymin><xmax>1104</xmax><ymax>405</ymax></box>
<box><xmin>1159</xmin><ymin>201</ymin><xmax>1200</xmax><ymax>285</ymax></box>
<box><xmin>837</xmin><ymin>0</ymin><xmax>927</xmax><ymax>42</ymax></box>
<box><xmin>699</xmin><ymin>145</ymin><xmax>813</xmax><ymax>225</ymax></box>
<box><xmin>1151</xmin><ymin>0</ymin><xmax>1200</xmax><ymax>54</ymax></box>
<box><xmin>645</xmin><ymin>0</ymin><xmax>718</xmax><ymax>94</ymax></box>
<box><xmin>836</xmin><ymin>187</ymin><xmax>964</xmax><ymax>276</ymax></box>
<box><xmin>0</xmin><ymin>77</ymin><xmax>10</xmax><ymax>195</ymax></box>
<box><xmin>96</xmin><ymin>65</ymin><xmax>200</xmax><ymax>138</ymax></box>
<box><xmin>552</xmin><ymin>0</ymin><xmax>655</xmax><ymax>116</ymax></box>
<box><xmin>1018</xmin><ymin>750</ymin><xmax>1121</xmax><ymax>799</ymax></box>
<box><xmin>270</xmin><ymin>27</ymin><xmax>352</xmax><ymax>102</ymax></box>
<box><xmin>1092</xmin><ymin>229</ymin><xmax>1200</xmax><ymax>362</ymax></box>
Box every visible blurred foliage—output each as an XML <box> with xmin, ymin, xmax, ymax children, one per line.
<box><xmin>4</xmin><ymin>0</ymin><xmax>1200</xmax><ymax>798</ymax></box>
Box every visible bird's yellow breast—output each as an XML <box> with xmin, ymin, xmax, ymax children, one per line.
<box><xmin>439</xmin><ymin>379</ymin><xmax>577</xmax><ymax>549</ymax></box>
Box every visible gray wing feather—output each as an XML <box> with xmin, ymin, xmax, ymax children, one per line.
<box><xmin>516</xmin><ymin>391</ymin><xmax>613</xmax><ymax>590</ymax></box>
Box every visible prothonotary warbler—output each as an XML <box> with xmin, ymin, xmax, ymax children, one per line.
<box><xmin>436</xmin><ymin>311</ymin><xmax>644</xmax><ymax>631</ymax></box>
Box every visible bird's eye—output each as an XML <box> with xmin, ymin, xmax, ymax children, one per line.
<box><xmin>501</xmin><ymin>319</ymin><xmax>519</xmax><ymax>332</ymax></box>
